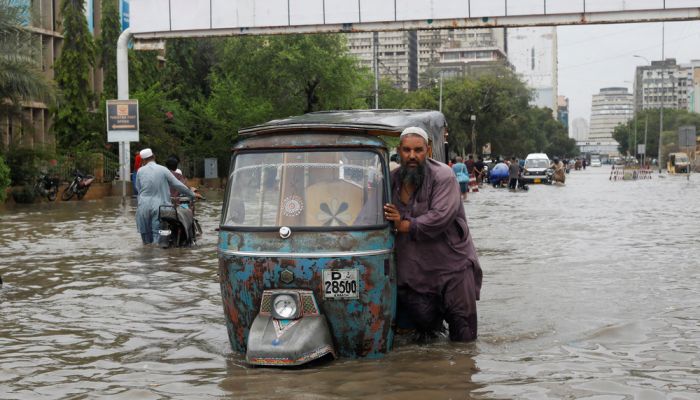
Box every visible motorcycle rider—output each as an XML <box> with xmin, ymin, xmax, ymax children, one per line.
<box><xmin>551</xmin><ymin>157</ymin><xmax>566</xmax><ymax>184</ymax></box>
<box><xmin>134</xmin><ymin>148</ymin><xmax>196</xmax><ymax>245</ymax></box>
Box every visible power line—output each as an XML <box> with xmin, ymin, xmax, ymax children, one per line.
<box><xmin>559</xmin><ymin>29</ymin><xmax>700</xmax><ymax>71</ymax></box>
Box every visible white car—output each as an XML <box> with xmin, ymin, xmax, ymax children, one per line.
<box><xmin>590</xmin><ymin>159</ymin><xmax>602</xmax><ymax>167</ymax></box>
<box><xmin>522</xmin><ymin>153</ymin><xmax>552</xmax><ymax>184</ymax></box>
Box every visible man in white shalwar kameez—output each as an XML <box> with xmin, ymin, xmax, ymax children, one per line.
<box><xmin>134</xmin><ymin>148</ymin><xmax>195</xmax><ymax>244</ymax></box>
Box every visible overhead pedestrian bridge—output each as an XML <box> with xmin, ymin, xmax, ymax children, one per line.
<box><xmin>129</xmin><ymin>0</ymin><xmax>700</xmax><ymax>40</ymax></box>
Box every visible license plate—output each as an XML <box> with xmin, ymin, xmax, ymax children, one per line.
<box><xmin>534</xmin><ymin>178</ymin><xmax>541</xmax><ymax>183</ymax></box>
<box><xmin>323</xmin><ymin>269</ymin><xmax>359</xmax><ymax>299</ymax></box>
<box><xmin>158</xmin><ymin>229</ymin><xmax>171</xmax><ymax>236</ymax></box>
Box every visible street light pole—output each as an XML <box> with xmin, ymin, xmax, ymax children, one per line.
<box><xmin>439</xmin><ymin>70</ymin><xmax>443</xmax><ymax>112</ymax></box>
<box><xmin>470</xmin><ymin>114</ymin><xmax>477</xmax><ymax>160</ymax></box>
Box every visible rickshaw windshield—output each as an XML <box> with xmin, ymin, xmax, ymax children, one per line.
<box><xmin>223</xmin><ymin>150</ymin><xmax>386</xmax><ymax>229</ymax></box>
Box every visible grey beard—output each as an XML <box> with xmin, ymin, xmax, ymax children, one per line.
<box><xmin>399</xmin><ymin>162</ymin><xmax>425</xmax><ymax>188</ymax></box>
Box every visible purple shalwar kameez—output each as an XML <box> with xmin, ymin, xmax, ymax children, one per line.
<box><xmin>391</xmin><ymin>158</ymin><xmax>483</xmax><ymax>341</ymax></box>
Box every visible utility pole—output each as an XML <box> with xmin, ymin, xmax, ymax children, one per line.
<box><xmin>658</xmin><ymin>23</ymin><xmax>665</xmax><ymax>173</ymax></box>
<box><xmin>373</xmin><ymin>32</ymin><xmax>379</xmax><ymax>109</ymax></box>
<box><xmin>643</xmin><ymin>114</ymin><xmax>648</xmax><ymax>167</ymax></box>
<box><xmin>633</xmin><ymin>112</ymin><xmax>638</xmax><ymax>160</ymax></box>
<box><xmin>438</xmin><ymin>70</ymin><xmax>443</xmax><ymax>112</ymax></box>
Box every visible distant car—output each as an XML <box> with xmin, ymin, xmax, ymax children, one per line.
<box><xmin>522</xmin><ymin>153</ymin><xmax>552</xmax><ymax>184</ymax></box>
<box><xmin>590</xmin><ymin>158</ymin><xmax>602</xmax><ymax>167</ymax></box>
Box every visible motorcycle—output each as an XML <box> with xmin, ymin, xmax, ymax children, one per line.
<box><xmin>158</xmin><ymin>196</ymin><xmax>203</xmax><ymax>248</ymax></box>
<box><xmin>61</xmin><ymin>170</ymin><xmax>95</xmax><ymax>201</ymax></box>
<box><xmin>34</xmin><ymin>173</ymin><xmax>60</xmax><ymax>201</ymax></box>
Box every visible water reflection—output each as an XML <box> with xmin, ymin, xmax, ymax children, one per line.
<box><xmin>1</xmin><ymin>167</ymin><xmax>700</xmax><ymax>399</ymax></box>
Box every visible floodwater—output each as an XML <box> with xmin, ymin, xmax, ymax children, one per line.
<box><xmin>1</xmin><ymin>166</ymin><xmax>699</xmax><ymax>399</ymax></box>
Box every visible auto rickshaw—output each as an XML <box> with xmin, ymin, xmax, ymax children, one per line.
<box><xmin>218</xmin><ymin>110</ymin><xmax>447</xmax><ymax>366</ymax></box>
<box><xmin>667</xmin><ymin>152</ymin><xmax>690</xmax><ymax>174</ymax></box>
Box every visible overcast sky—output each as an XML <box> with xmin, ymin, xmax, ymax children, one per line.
<box><xmin>557</xmin><ymin>21</ymin><xmax>700</xmax><ymax>129</ymax></box>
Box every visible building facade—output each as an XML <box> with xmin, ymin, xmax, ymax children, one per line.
<box><xmin>633</xmin><ymin>58</ymin><xmax>694</xmax><ymax>113</ymax></box>
<box><xmin>345</xmin><ymin>28</ymin><xmax>506</xmax><ymax>91</ymax></box>
<box><xmin>570</xmin><ymin>117</ymin><xmax>589</xmax><ymax>141</ymax></box>
<box><xmin>588</xmin><ymin>87</ymin><xmax>634</xmax><ymax>155</ymax></box>
<box><xmin>557</xmin><ymin>96</ymin><xmax>569</xmax><ymax>130</ymax></box>
<box><xmin>507</xmin><ymin>27</ymin><xmax>558</xmax><ymax>113</ymax></box>
<box><xmin>1</xmin><ymin>0</ymin><xmax>107</xmax><ymax>150</ymax></box>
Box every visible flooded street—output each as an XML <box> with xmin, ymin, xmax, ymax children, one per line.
<box><xmin>1</xmin><ymin>166</ymin><xmax>700</xmax><ymax>399</ymax></box>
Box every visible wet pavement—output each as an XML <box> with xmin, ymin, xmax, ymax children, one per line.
<box><xmin>1</xmin><ymin>166</ymin><xmax>699</xmax><ymax>399</ymax></box>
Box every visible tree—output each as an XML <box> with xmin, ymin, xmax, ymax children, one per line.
<box><xmin>52</xmin><ymin>0</ymin><xmax>96</xmax><ymax>149</ymax></box>
<box><xmin>97</xmin><ymin>0</ymin><xmax>120</xmax><ymax>100</ymax></box>
<box><xmin>162</xmin><ymin>38</ymin><xmax>220</xmax><ymax>107</ymax></box>
<box><xmin>613</xmin><ymin>109</ymin><xmax>700</xmax><ymax>159</ymax></box>
<box><xmin>442</xmin><ymin>68</ymin><xmax>532</xmax><ymax>156</ymax></box>
<box><xmin>0</xmin><ymin>0</ymin><xmax>55</xmax><ymax>122</ymax></box>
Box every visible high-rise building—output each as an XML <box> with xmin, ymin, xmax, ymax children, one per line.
<box><xmin>570</xmin><ymin>117</ymin><xmax>589</xmax><ymax>141</ymax></box>
<box><xmin>587</xmin><ymin>87</ymin><xmax>633</xmax><ymax>155</ymax></box>
<box><xmin>689</xmin><ymin>61</ymin><xmax>700</xmax><ymax>114</ymax></box>
<box><xmin>346</xmin><ymin>28</ymin><xmax>506</xmax><ymax>92</ymax></box>
<box><xmin>633</xmin><ymin>58</ymin><xmax>693</xmax><ymax>113</ymax></box>
<box><xmin>507</xmin><ymin>27</ymin><xmax>558</xmax><ymax>114</ymax></box>
<box><xmin>557</xmin><ymin>96</ymin><xmax>569</xmax><ymax>130</ymax></box>
<box><xmin>1</xmin><ymin>0</ymin><xmax>107</xmax><ymax>150</ymax></box>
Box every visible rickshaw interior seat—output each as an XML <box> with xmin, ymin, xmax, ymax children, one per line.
<box><xmin>304</xmin><ymin>181</ymin><xmax>363</xmax><ymax>227</ymax></box>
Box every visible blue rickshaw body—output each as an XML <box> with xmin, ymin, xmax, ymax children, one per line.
<box><xmin>217</xmin><ymin>109</ymin><xmax>449</xmax><ymax>364</ymax></box>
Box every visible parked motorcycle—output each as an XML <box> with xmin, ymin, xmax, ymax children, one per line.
<box><xmin>61</xmin><ymin>170</ymin><xmax>95</xmax><ymax>201</ymax></box>
<box><xmin>34</xmin><ymin>173</ymin><xmax>60</xmax><ymax>201</ymax></box>
<box><xmin>158</xmin><ymin>196</ymin><xmax>203</xmax><ymax>248</ymax></box>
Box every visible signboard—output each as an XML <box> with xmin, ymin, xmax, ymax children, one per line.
<box><xmin>637</xmin><ymin>144</ymin><xmax>646</xmax><ymax>155</ymax></box>
<box><xmin>120</xmin><ymin>0</ymin><xmax>130</xmax><ymax>31</ymax></box>
<box><xmin>678</xmin><ymin>125</ymin><xmax>697</xmax><ymax>148</ymax></box>
<box><xmin>129</xmin><ymin>0</ymin><xmax>700</xmax><ymax>38</ymax></box>
<box><xmin>106</xmin><ymin>99</ymin><xmax>139</xmax><ymax>142</ymax></box>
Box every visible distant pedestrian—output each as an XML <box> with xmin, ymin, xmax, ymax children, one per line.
<box><xmin>474</xmin><ymin>156</ymin><xmax>486</xmax><ymax>185</ymax></box>
<box><xmin>452</xmin><ymin>156</ymin><xmax>469</xmax><ymax>201</ymax></box>
<box><xmin>508</xmin><ymin>157</ymin><xmax>520</xmax><ymax>190</ymax></box>
<box><xmin>465</xmin><ymin>155</ymin><xmax>475</xmax><ymax>176</ymax></box>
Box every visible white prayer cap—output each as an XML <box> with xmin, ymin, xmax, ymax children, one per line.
<box><xmin>400</xmin><ymin>127</ymin><xmax>429</xmax><ymax>143</ymax></box>
<box><xmin>175</xmin><ymin>168</ymin><xmax>182</xmax><ymax>174</ymax></box>
<box><xmin>139</xmin><ymin>148</ymin><xmax>153</xmax><ymax>159</ymax></box>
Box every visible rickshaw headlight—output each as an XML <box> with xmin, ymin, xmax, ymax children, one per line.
<box><xmin>272</xmin><ymin>294</ymin><xmax>300</xmax><ymax>320</ymax></box>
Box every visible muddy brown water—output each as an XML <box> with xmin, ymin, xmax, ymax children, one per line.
<box><xmin>1</xmin><ymin>166</ymin><xmax>699</xmax><ymax>399</ymax></box>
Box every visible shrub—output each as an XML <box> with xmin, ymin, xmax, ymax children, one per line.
<box><xmin>0</xmin><ymin>155</ymin><xmax>10</xmax><ymax>202</ymax></box>
<box><xmin>10</xmin><ymin>185</ymin><xmax>36</xmax><ymax>203</ymax></box>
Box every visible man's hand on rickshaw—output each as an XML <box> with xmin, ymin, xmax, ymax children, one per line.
<box><xmin>383</xmin><ymin>203</ymin><xmax>404</xmax><ymax>234</ymax></box>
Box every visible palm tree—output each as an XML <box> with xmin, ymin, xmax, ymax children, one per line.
<box><xmin>0</xmin><ymin>0</ymin><xmax>55</xmax><ymax>119</ymax></box>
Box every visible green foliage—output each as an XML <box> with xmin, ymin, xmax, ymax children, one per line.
<box><xmin>130</xmin><ymin>83</ymin><xmax>189</xmax><ymax>158</ymax></box>
<box><xmin>52</xmin><ymin>0</ymin><xmax>96</xmax><ymax>149</ymax></box>
<box><xmin>0</xmin><ymin>154</ymin><xmax>10</xmax><ymax>202</ymax></box>
<box><xmin>129</xmin><ymin>49</ymin><xmax>161</xmax><ymax>92</ymax></box>
<box><xmin>2</xmin><ymin>146</ymin><xmax>56</xmax><ymax>185</ymax></box>
<box><xmin>162</xmin><ymin>38</ymin><xmax>220</xmax><ymax>107</ymax></box>
<box><xmin>0</xmin><ymin>0</ymin><xmax>55</xmax><ymax>121</ymax></box>
<box><xmin>98</xmin><ymin>0</ymin><xmax>120</xmax><ymax>100</ymax></box>
<box><xmin>613</xmin><ymin>109</ymin><xmax>700</xmax><ymax>159</ymax></box>
<box><xmin>10</xmin><ymin>185</ymin><xmax>36</xmax><ymax>203</ymax></box>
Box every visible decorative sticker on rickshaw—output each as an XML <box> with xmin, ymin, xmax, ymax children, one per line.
<box><xmin>316</xmin><ymin>199</ymin><xmax>351</xmax><ymax>226</ymax></box>
<box><xmin>323</xmin><ymin>269</ymin><xmax>359</xmax><ymax>299</ymax></box>
<box><xmin>282</xmin><ymin>195</ymin><xmax>304</xmax><ymax>217</ymax></box>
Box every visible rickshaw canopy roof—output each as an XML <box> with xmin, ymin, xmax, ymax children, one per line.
<box><xmin>238</xmin><ymin>109</ymin><xmax>446</xmax><ymax>143</ymax></box>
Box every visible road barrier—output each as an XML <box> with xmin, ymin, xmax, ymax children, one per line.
<box><xmin>609</xmin><ymin>167</ymin><xmax>653</xmax><ymax>181</ymax></box>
